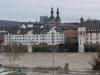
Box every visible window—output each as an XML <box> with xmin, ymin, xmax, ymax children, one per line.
<box><xmin>42</xmin><ymin>35</ymin><xmax>44</xmax><ymax>37</ymax></box>
<box><xmin>90</xmin><ymin>37</ymin><xmax>92</xmax><ymax>40</ymax></box>
<box><xmin>96</xmin><ymin>33</ymin><xmax>99</xmax><ymax>36</ymax></box>
<box><xmin>80</xmin><ymin>32</ymin><xmax>82</xmax><ymax>35</ymax></box>
<box><xmin>86</xmin><ymin>37</ymin><xmax>88</xmax><ymax>40</ymax></box>
<box><xmin>62</xmin><ymin>38</ymin><xmax>63</xmax><ymax>40</ymax></box>
<box><xmin>83</xmin><ymin>32</ymin><xmax>85</xmax><ymax>35</ymax></box>
<box><xmin>90</xmin><ymin>33</ymin><xmax>92</xmax><ymax>36</ymax></box>
<box><xmin>86</xmin><ymin>33</ymin><xmax>88</xmax><ymax>36</ymax></box>
<box><xmin>96</xmin><ymin>37</ymin><xmax>99</xmax><ymax>40</ymax></box>
<box><xmin>57</xmin><ymin>38</ymin><xmax>59</xmax><ymax>40</ymax></box>
<box><xmin>80</xmin><ymin>39</ymin><xmax>81</xmax><ymax>44</ymax></box>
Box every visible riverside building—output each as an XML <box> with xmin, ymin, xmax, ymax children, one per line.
<box><xmin>4</xmin><ymin>26</ymin><xmax>64</xmax><ymax>45</ymax></box>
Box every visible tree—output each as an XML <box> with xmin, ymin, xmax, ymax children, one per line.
<box><xmin>4</xmin><ymin>42</ymin><xmax>27</xmax><ymax>68</ymax></box>
<box><xmin>64</xmin><ymin>38</ymin><xmax>78</xmax><ymax>52</ymax></box>
<box><xmin>58</xmin><ymin>43</ymin><xmax>65</xmax><ymax>52</ymax></box>
<box><xmin>88</xmin><ymin>44</ymin><xmax>100</xmax><ymax>70</ymax></box>
<box><xmin>39</xmin><ymin>43</ymin><xmax>48</xmax><ymax>46</ymax></box>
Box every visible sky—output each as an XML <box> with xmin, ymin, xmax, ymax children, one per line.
<box><xmin>0</xmin><ymin>0</ymin><xmax>100</xmax><ymax>22</ymax></box>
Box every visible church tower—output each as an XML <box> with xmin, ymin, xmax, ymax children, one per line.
<box><xmin>55</xmin><ymin>8</ymin><xmax>61</xmax><ymax>24</ymax></box>
<box><xmin>49</xmin><ymin>8</ymin><xmax>55</xmax><ymax>24</ymax></box>
<box><xmin>78</xmin><ymin>27</ymin><xmax>86</xmax><ymax>52</ymax></box>
<box><xmin>80</xmin><ymin>17</ymin><xmax>84</xmax><ymax>23</ymax></box>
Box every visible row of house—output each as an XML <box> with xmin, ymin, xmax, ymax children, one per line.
<box><xmin>0</xmin><ymin>8</ymin><xmax>79</xmax><ymax>52</ymax></box>
<box><xmin>0</xmin><ymin>22</ymin><xmax>78</xmax><ymax>52</ymax></box>
<box><xmin>2</xmin><ymin>21</ymin><xmax>78</xmax><ymax>46</ymax></box>
<box><xmin>1</xmin><ymin>17</ymin><xmax>100</xmax><ymax>52</ymax></box>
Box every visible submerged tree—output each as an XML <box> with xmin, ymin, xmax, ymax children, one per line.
<box><xmin>4</xmin><ymin>42</ymin><xmax>27</xmax><ymax>66</ymax></box>
<box><xmin>90</xmin><ymin>44</ymin><xmax>100</xmax><ymax>70</ymax></box>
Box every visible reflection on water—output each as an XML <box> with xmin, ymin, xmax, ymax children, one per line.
<box><xmin>67</xmin><ymin>70</ymin><xmax>100</xmax><ymax>75</ymax></box>
<box><xmin>26</xmin><ymin>70</ymin><xmax>100</xmax><ymax>75</ymax></box>
<box><xmin>0</xmin><ymin>53</ymin><xmax>98</xmax><ymax>75</ymax></box>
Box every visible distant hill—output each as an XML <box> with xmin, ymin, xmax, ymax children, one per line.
<box><xmin>0</xmin><ymin>20</ymin><xmax>35</xmax><ymax>27</ymax></box>
<box><xmin>0</xmin><ymin>20</ymin><xmax>79</xmax><ymax>27</ymax></box>
<box><xmin>0</xmin><ymin>20</ymin><xmax>21</xmax><ymax>27</ymax></box>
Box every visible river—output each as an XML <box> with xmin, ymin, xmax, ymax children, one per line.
<box><xmin>0</xmin><ymin>53</ymin><xmax>99</xmax><ymax>75</ymax></box>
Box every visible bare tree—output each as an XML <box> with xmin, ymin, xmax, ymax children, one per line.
<box><xmin>4</xmin><ymin>42</ymin><xmax>27</xmax><ymax>67</ymax></box>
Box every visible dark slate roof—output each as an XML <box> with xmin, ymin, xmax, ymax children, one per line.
<box><xmin>56</xmin><ymin>23</ymin><xmax>79</xmax><ymax>30</ymax></box>
<box><xmin>18</xmin><ymin>23</ymin><xmax>78</xmax><ymax>34</ymax></box>
<box><xmin>18</xmin><ymin>24</ymin><xmax>51</xmax><ymax>34</ymax></box>
<box><xmin>0</xmin><ymin>21</ymin><xmax>79</xmax><ymax>34</ymax></box>
<box><xmin>32</xmin><ymin>25</ymin><xmax>63</xmax><ymax>34</ymax></box>
<box><xmin>19</xmin><ymin>29</ymin><xmax>29</xmax><ymax>34</ymax></box>
<box><xmin>32</xmin><ymin>26</ymin><xmax>52</xmax><ymax>34</ymax></box>
<box><xmin>80</xmin><ymin>20</ymin><xmax>100</xmax><ymax>33</ymax></box>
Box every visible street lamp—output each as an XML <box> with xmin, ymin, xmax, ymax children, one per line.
<box><xmin>52</xmin><ymin>48</ymin><xmax>56</xmax><ymax>75</ymax></box>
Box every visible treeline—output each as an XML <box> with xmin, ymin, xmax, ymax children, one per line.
<box><xmin>85</xmin><ymin>44</ymin><xmax>100</xmax><ymax>52</ymax></box>
<box><xmin>2</xmin><ymin>42</ymin><xmax>78</xmax><ymax>52</ymax></box>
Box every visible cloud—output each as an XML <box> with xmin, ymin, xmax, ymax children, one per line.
<box><xmin>0</xmin><ymin>0</ymin><xmax>100</xmax><ymax>22</ymax></box>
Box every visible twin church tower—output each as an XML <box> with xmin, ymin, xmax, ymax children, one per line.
<box><xmin>49</xmin><ymin>8</ymin><xmax>61</xmax><ymax>24</ymax></box>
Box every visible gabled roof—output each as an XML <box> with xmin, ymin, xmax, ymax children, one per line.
<box><xmin>80</xmin><ymin>20</ymin><xmax>100</xmax><ymax>28</ymax></box>
<box><xmin>80</xmin><ymin>20</ymin><xmax>100</xmax><ymax>33</ymax></box>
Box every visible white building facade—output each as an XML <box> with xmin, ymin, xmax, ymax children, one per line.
<box><xmin>4</xmin><ymin>27</ymin><xmax>64</xmax><ymax>46</ymax></box>
<box><xmin>78</xmin><ymin>20</ymin><xmax>100</xmax><ymax>52</ymax></box>
<box><xmin>78</xmin><ymin>27</ymin><xmax>86</xmax><ymax>52</ymax></box>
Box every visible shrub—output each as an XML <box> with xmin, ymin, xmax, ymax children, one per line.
<box><xmin>32</xmin><ymin>46</ymin><xmax>49</xmax><ymax>52</ymax></box>
<box><xmin>84</xmin><ymin>44</ymin><xmax>100</xmax><ymax>52</ymax></box>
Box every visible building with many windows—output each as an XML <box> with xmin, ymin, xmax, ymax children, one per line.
<box><xmin>78</xmin><ymin>19</ymin><xmax>100</xmax><ymax>52</ymax></box>
<box><xmin>4</xmin><ymin>26</ymin><xmax>64</xmax><ymax>45</ymax></box>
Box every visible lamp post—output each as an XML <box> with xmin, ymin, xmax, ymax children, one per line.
<box><xmin>52</xmin><ymin>48</ymin><xmax>56</xmax><ymax>75</ymax></box>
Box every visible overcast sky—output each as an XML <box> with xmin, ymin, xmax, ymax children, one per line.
<box><xmin>0</xmin><ymin>0</ymin><xmax>100</xmax><ymax>22</ymax></box>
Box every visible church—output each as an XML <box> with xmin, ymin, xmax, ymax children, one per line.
<box><xmin>49</xmin><ymin>8</ymin><xmax>61</xmax><ymax>24</ymax></box>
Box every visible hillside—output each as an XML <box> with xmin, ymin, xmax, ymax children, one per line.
<box><xmin>0</xmin><ymin>20</ymin><xmax>21</xmax><ymax>27</ymax></box>
<box><xmin>0</xmin><ymin>20</ymin><xmax>35</xmax><ymax>27</ymax></box>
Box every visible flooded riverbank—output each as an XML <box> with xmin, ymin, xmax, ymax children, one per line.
<box><xmin>25</xmin><ymin>70</ymin><xmax>100</xmax><ymax>75</ymax></box>
<box><xmin>0</xmin><ymin>53</ymin><xmax>97</xmax><ymax>71</ymax></box>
